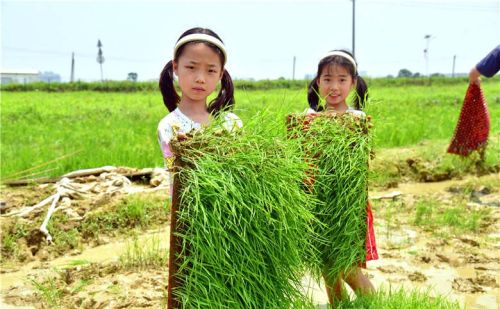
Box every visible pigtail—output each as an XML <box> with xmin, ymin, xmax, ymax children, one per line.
<box><xmin>307</xmin><ymin>78</ymin><xmax>324</xmax><ymax>112</ymax></box>
<box><xmin>353</xmin><ymin>76</ymin><xmax>369</xmax><ymax>110</ymax></box>
<box><xmin>159</xmin><ymin>60</ymin><xmax>180</xmax><ymax>112</ymax></box>
<box><xmin>208</xmin><ymin>69</ymin><xmax>235</xmax><ymax>116</ymax></box>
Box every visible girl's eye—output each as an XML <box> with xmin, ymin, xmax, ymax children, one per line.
<box><xmin>186</xmin><ymin>66</ymin><xmax>194</xmax><ymax>70</ymax></box>
<box><xmin>209</xmin><ymin>69</ymin><xmax>218</xmax><ymax>73</ymax></box>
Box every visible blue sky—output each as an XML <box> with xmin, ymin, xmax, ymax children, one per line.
<box><xmin>1</xmin><ymin>0</ymin><xmax>499</xmax><ymax>81</ymax></box>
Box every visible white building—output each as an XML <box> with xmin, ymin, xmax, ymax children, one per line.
<box><xmin>1</xmin><ymin>69</ymin><xmax>41</xmax><ymax>84</ymax></box>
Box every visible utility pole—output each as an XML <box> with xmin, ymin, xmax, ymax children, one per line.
<box><xmin>292</xmin><ymin>56</ymin><xmax>296</xmax><ymax>80</ymax></box>
<box><xmin>96</xmin><ymin>40</ymin><xmax>105</xmax><ymax>82</ymax></box>
<box><xmin>423</xmin><ymin>34</ymin><xmax>432</xmax><ymax>76</ymax></box>
<box><xmin>352</xmin><ymin>0</ymin><xmax>356</xmax><ymax>57</ymax></box>
<box><xmin>70</xmin><ymin>52</ymin><xmax>75</xmax><ymax>83</ymax></box>
<box><xmin>452</xmin><ymin>55</ymin><xmax>456</xmax><ymax>78</ymax></box>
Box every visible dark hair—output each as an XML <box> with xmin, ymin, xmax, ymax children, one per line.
<box><xmin>307</xmin><ymin>49</ymin><xmax>368</xmax><ymax>111</ymax></box>
<box><xmin>159</xmin><ymin>27</ymin><xmax>235</xmax><ymax>115</ymax></box>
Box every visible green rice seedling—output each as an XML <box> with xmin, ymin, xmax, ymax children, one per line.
<box><xmin>287</xmin><ymin>112</ymin><xmax>372</xmax><ymax>283</ymax></box>
<box><xmin>381</xmin><ymin>199</ymin><xmax>403</xmax><ymax>241</ymax></box>
<box><xmin>62</xmin><ymin>259</ymin><xmax>91</xmax><ymax>268</ymax></box>
<box><xmin>414</xmin><ymin>199</ymin><xmax>435</xmax><ymax>227</ymax></box>
<box><xmin>69</xmin><ymin>279</ymin><xmax>92</xmax><ymax>294</ymax></box>
<box><xmin>1</xmin><ymin>219</ymin><xmax>29</xmax><ymax>262</ymax></box>
<box><xmin>412</xmin><ymin>196</ymin><xmax>492</xmax><ymax>235</ymax></box>
<box><xmin>168</xmin><ymin>118</ymin><xmax>320</xmax><ymax>308</ymax></box>
<box><xmin>438</xmin><ymin>205</ymin><xmax>491</xmax><ymax>234</ymax></box>
<box><xmin>119</xmin><ymin>235</ymin><xmax>168</xmax><ymax>270</ymax></box>
<box><xmin>2</xmin><ymin>80</ymin><xmax>499</xmax><ymax>179</ymax></box>
<box><xmin>336</xmin><ymin>287</ymin><xmax>460</xmax><ymax>308</ymax></box>
<box><xmin>30</xmin><ymin>278</ymin><xmax>63</xmax><ymax>308</ymax></box>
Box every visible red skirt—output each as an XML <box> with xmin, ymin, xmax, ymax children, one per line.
<box><xmin>360</xmin><ymin>201</ymin><xmax>378</xmax><ymax>268</ymax></box>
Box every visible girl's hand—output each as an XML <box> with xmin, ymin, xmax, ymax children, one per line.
<box><xmin>177</xmin><ymin>133</ymin><xmax>188</xmax><ymax>141</ymax></box>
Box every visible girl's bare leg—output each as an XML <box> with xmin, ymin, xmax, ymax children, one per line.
<box><xmin>324</xmin><ymin>274</ymin><xmax>347</xmax><ymax>306</ymax></box>
<box><xmin>344</xmin><ymin>267</ymin><xmax>375</xmax><ymax>296</ymax></box>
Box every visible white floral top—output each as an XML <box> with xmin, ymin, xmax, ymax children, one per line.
<box><xmin>157</xmin><ymin>108</ymin><xmax>243</xmax><ymax>168</ymax></box>
<box><xmin>305</xmin><ymin>107</ymin><xmax>365</xmax><ymax>117</ymax></box>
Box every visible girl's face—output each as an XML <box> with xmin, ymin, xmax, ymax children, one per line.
<box><xmin>317</xmin><ymin>64</ymin><xmax>355</xmax><ymax>111</ymax></box>
<box><xmin>173</xmin><ymin>42</ymin><xmax>223</xmax><ymax>105</ymax></box>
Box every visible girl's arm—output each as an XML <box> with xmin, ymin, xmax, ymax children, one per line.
<box><xmin>222</xmin><ymin>112</ymin><xmax>243</xmax><ymax>131</ymax></box>
<box><xmin>157</xmin><ymin>122</ymin><xmax>176</xmax><ymax>169</ymax></box>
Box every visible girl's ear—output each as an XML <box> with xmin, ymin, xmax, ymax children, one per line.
<box><xmin>172</xmin><ymin>60</ymin><xmax>179</xmax><ymax>76</ymax></box>
<box><xmin>315</xmin><ymin>77</ymin><xmax>319</xmax><ymax>87</ymax></box>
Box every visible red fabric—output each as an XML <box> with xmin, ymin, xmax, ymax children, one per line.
<box><xmin>448</xmin><ymin>83</ymin><xmax>490</xmax><ymax>156</ymax></box>
<box><xmin>365</xmin><ymin>201</ymin><xmax>378</xmax><ymax>261</ymax></box>
<box><xmin>359</xmin><ymin>201</ymin><xmax>378</xmax><ymax>268</ymax></box>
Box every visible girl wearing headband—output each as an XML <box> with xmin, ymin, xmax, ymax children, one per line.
<box><xmin>157</xmin><ymin>27</ymin><xmax>242</xmax><ymax>169</ymax></box>
<box><xmin>306</xmin><ymin>50</ymin><xmax>378</xmax><ymax>305</ymax></box>
<box><xmin>307</xmin><ymin>49</ymin><xmax>368</xmax><ymax>114</ymax></box>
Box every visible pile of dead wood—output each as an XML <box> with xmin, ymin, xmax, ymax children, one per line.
<box><xmin>1</xmin><ymin>166</ymin><xmax>170</xmax><ymax>243</ymax></box>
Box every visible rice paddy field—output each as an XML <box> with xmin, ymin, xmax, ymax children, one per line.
<box><xmin>1</xmin><ymin>77</ymin><xmax>499</xmax><ymax>308</ymax></box>
<box><xmin>1</xmin><ymin>79</ymin><xmax>499</xmax><ymax>180</ymax></box>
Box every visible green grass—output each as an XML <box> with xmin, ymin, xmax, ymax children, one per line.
<box><xmin>79</xmin><ymin>194</ymin><xmax>169</xmax><ymax>239</ymax></box>
<box><xmin>413</xmin><ymin>197</ymin><xmax>491</xmax><ymax>235</ymax></box>
<box><xmin>0</xmin><ymin>219</ymin><xmax>29</xmax><ymax>262</ymax></box>
<box><xmin>336</xmin><ymin>287</ymin><xmax>460</xmax><ymax>308</ymax></box>
<box><xmin>1</xmin><ymin>195</ymin><xmax>169</xmax><ymax>265</ymax></box>
<box><xmin>119</xmin><ymin>235</ymin><xmax>168</xmax><ymax>270</ymax></box>
<box><xmin>1</xmin><ymin>81</ymin><xmax>499</xmax><ymax>179</ymax></box>
<box><xmin>369</xmin><ymin>135</ymin><xmax>499</xmax><ymax>188</ymax></box>
<box><xmin>30</xmin><ymin>278</ymin><xmax>63</xmax><ymax>309</ymax></box>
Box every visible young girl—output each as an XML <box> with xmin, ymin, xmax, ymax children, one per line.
<box><xmin>306</xmin><ymin>49</ymin><xmax>378</xmax><ymax>305</ymax></box>
<box><xmin>157</xmin><ymin>27</ymin><xmax>242</xmax><ymax>308</ymax></box>
<box><xmin>157</xmin><ymin>27</ymin><xmax>242</xmax><ymax>170</ymax></box>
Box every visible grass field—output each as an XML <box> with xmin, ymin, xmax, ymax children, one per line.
<box><xmin>1</xmin><ymin>80</ymin><xmax>499</xmax><ymax>180</ymax></box>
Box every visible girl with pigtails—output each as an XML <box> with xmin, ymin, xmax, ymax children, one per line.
<box><xmin>306</xmin><ymin>49</ymin><xmax>379</xmax><ymax>305</ymax></box>
<box><xmin>157</xmin><ymin>27</ymin><xmax>242</xmax><ymax>171</ymax></box>
<box><xmin>157</xmin><ymin>27</ymin><xmax>242</xmax><ymax>309</ymax></box>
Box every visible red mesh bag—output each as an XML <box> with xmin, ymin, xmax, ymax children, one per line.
<box><xmin>447</xmin><ymin>83</ymin><xmax>490</xmax><ymax>156</ymax></box>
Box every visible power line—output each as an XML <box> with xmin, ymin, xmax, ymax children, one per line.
<box><xmin>2</xmin><ymin>46</ymin><xmax>157</xmax><ymax>63</ymax></box>
<box><xmin>365</xmin><ymin>0</ymin><xmax>499</xmax><ymax>12</ymax></box>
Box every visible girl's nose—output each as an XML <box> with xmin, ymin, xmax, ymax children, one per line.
<box><xmin>195</xmin><ymin>73</ymin><xmax>205</xmax><ymax>83</ymax></box>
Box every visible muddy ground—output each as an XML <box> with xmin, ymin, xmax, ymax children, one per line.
<box><xmin>0</xmin><ymin>168</ymin><xmax>498</xmax><ymax>308</ymax></box>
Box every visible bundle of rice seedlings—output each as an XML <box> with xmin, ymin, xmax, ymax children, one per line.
<box><xmin>168</xmin><ymin>119</ymin><xmax>320</xmax><ymax>308</ymax></box>
<box><xmin>287</xmin><ymin>112</ymin><xmax>372</xmax><ymax>282</ymax></box>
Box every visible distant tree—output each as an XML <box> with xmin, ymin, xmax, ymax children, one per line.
<box><xmin>127</xmin><ymin>72</ymin><xmax>138</xmax><ymax>82</ymax></box>
<box><xmin>386</xmin><ymin>74</ymin><xmax>394</xmax><ymax>78</ymax></box>
<box><xmin>413</xmin><ymin>72</ymin><xmax>421</xmax><ymax>77</ymax></box>
<box><xmin>431</xmin><ymin>72</ymin><xmax>445</xmax><ymax>77</ymax></box>
<box><xmin>398</xmin><ymin>69</ymin><xmax>413</xmax><ymax>77</ymax></box>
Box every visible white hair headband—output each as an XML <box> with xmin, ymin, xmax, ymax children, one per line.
<box><xmin>173</xmin><ymin>33</ymin><xmax>227</xmax><ymax>65</ymax></box>
<box><xmin>322</xmin><ymin>51</ymin><xmax>357</xmax><ymax>71</ymax></box>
